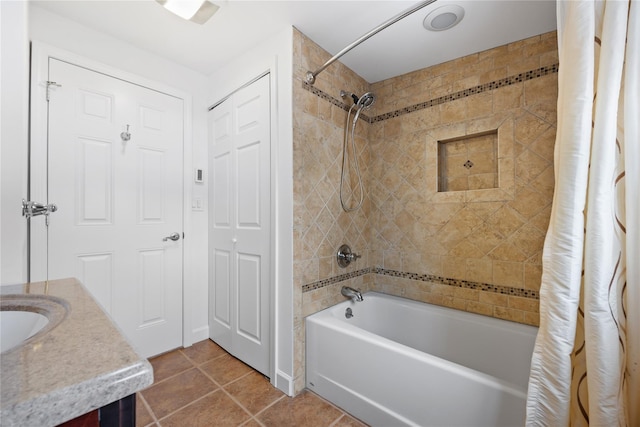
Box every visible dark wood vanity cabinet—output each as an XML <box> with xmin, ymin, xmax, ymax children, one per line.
<box><xmin>57</xmin><ymin>394</ymin><xmax>135</xmax><ymax>427</ymax></box>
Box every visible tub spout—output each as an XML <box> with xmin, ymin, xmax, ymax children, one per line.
<box><xmin>341</xmin><ymin>286</ymin><xmax>363</xmax><ymax>302</ymax></box>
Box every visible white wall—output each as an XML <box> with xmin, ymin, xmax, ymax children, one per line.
<box><xmin>1</xmin><ymin>5</ymin><xmax>294</xmax><ymax>386</ymax></box>
<box><xmin>207</xmin><ymin>27</ymin><xmax>294</xmax><ymax>395</ymax></box>
<box><xmin>0</xmin><ymin>1</ymin><xmax>30</xmax><ymax>285</ymax></box>
<box><xmin>25</xmin><ymin>6</ymin><xmax>210</xmax><ymax>345</ymax></box>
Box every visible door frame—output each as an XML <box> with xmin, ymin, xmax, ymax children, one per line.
<box><xmin>29</xmin><ymin>41</ymin><xmax>195</xmax><ymax>348</ymax></box>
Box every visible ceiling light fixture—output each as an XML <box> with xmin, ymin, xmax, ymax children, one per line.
<box><xmin>156</xmin><ymin>0</ymin><xmax>222</xmax><ymax>25</ymax></box>
<box><xmin>423</xmin><ymin>5</ymin><xmax>465</xmax><ymax>31</ymax></box>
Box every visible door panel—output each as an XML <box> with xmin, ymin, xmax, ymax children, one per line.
<box><xmin>77</xmin><ymin>137</ymin><xmax>113</xmax><ymax>224</ymax></box>
<box><xmin>213</xmin><ymin>154</ymin><xmax>231</xmax><ymax>226</ymax></box>
<box><xmin>236</xmin><ymin>142</ymin><xmax>261</xmax><ymax>227</ymax></box>
<box><xmin>76</xmin><ymin>253</ymin><xmax>113</xmax><ymax>312</ymax></box>
<box><xmin>138</xmin><ymin>148</ymin><xmax>165</xmax><ymax>222</ymax></box>
<box><xmin>213</xmin><ymin>250</ymin><xmax>232</xmax><ymax>326</ymax></box>
<box><xmin>210</xmin><ymin>75</ymin><xmax>270</xmax><ymax>376</ymax></box>
<box><xmin>44</xmin><ymin>58</ymin><xmax>184</xmax><ymax>357</ymax></box>
<box><xmin>237</xmin><ymin>252</ymin><xmax>261</xmax><ymax>342</ymax></box>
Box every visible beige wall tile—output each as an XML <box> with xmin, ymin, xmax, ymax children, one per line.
<box><xmin>494</xmin><ymin>306</ymin><xmax>525</xmax><ymax>323</ymax></box>
<box><xmin>494</xmin><ymin>84</ymin><xmax>524</xmax><ymax>111</ymax></box>
<box><xmin>467</xmin><ymin>92</ymin><xmax>494</xmax><ymax>119</ymax></box>
<box><xmin>493</xmin><ymin>260</ymin><xmax>524</xmax><ymax>287</ymax></box>
<box><xmin>466</xmin><ymin>258</ymin><xmax>493</xmax><ymax>283</ymax></box>
<box><xmin>466</xmin><ymin>301</ymin><xmax>494</xmax><ymax>316</ymax></box>
<box><xmin>509</xmin><ymin>296</ymin><xmax>540</xmax><ymax>313</ymax></box>
<box><xmin>294</xmin><ymin>29</ymin><xmax>556</xmax><ymax>394</ymax></box>
<box><xmin>479</xmin><ymin>291</ymin><xmax>509</xmax><ymax>307</ymax></box>
<box><xmin>524</xmin><ymin>263</ymin><xmax>543</xmax><ymax>291</ymax></box>
<box><xmin>524</xmin><ymin>311</ymin><xmax>540</xmax><ymax>326</ymax></box>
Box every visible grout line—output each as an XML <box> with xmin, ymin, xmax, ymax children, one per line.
<box><xmin>154</xmin><ymin>389</ymin><xmax>221</xmax><ymax>426</ymax></box>
<box><xmin>195</xmin><ymin>364</ymin><xmax>224</xmax><ymax>389</ymax></box>
<box><xmin>217</xmin><ymin>381</ymin><xmax>256</xmax><ymax>420</ymax></box>
<box><xmin>178</xmin><ymin>347</ymin><xmax>228</xmax><ymax>367</ymax></box>
<box><xmin>143</xmin><ymin>363</ymin><xmax>196</xmax><ymax>390</ymax></box>
<box><xmin>252</xmin><ymin>394</ymin><xmax>287</xmax><ymax>419</ymax></box>
<box><xmin>137</xmin><ymin>392</ymin><xmax>159</xmax><ymax>427</ymax></box>
<box><xmin>198</xmin><ymin>364</ymin><xmax>266</xmax><ymax>424</ymax></box>
<box><xmin>221</xmin><ymin>369</ymin><xmax>254</xmax><ymax>387</ymax></box>
<box><xmin>147</xmin><ymin>347</ymin><xmax>365</xmax><ymax>427</ymax></box>
<box><xmin>328</xmin><ymin>414</ymin><xmax>348</xmax><ymax>427</ymax></box>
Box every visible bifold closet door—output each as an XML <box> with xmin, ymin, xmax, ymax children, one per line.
<box><xmin>209</xmin><ymin>75</ymin><xmax>271</xmax><ymax>376</ymax></box>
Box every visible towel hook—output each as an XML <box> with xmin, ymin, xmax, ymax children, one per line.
<box><xmin>120</xmin><ymin>125</ymin><xmax>131</xmax><ymax>142</ymax></box>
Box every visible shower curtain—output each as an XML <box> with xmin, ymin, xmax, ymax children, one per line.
<box><xmin>525</xmin><ymin>1</ymin><xmax>639</xmax><ymax>426</ymax></box>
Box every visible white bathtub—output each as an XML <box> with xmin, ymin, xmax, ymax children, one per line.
<box><xmin>305</xmin><ymin>292</ymin><xmax>538</xmax><ymax>427</ymax></box>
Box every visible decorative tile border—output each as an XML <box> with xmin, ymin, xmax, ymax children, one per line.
<box><xmin>301</xmin><ymin>82</ymin><xmax>372</xmax><ymax>122</ymax></box>
<box><xmin>302</xmin><ymin>267</ymin><xmax>539</xmax><ymax>300</ymax></box>
<box><xmin>374</xmin><ymin>268</ymin><xmax>539</xmax><ymax>299</ymax></box>
<box><xmin>302</xmin><ymin>267</ymin><xmax>374</xmax><ymax>292</ymax></box>
<box><xmin>302</xmin><ymin>63</ymin><xmax>559</xmax><ymax>124</ymax></box>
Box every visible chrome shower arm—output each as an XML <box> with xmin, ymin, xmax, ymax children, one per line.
<box><xmin>305</xmin><ymin>0</ymin><xmax>438</xmax><ymax>85</ymax></box>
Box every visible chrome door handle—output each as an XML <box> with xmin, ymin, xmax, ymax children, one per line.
<box><xmin>163</xmin><ymin>232</ymin><xmax>180</xmax><ymax>242</ymax></box>
<box><xmin>22</xmin><ymin>199</ymin><xmax>58</xmax><ymax>218</ymax></box>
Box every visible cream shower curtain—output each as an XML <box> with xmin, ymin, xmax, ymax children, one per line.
<box><xmin>525</xmin><ymin>0</ymin><xmax>639</xmax><ymax>426</ymax></box>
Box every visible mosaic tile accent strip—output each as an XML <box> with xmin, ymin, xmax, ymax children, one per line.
<box><xmin>371</xmin><ymin>63</ymin><xmax>559</xmax><ymax>123</ymax></box>
<box><xmin>373</xmin><ymin>268</ymin><xmax>539</xmax><ymax>299</ymax></box>
<box><xmin>301</xmin><ymin>82</ymin><xmax>373</xmax><ymax>122</ymax></box>
<box><xmin>302</xmin><ymin>63</ymin><xmax>559</xmax><ymax>124</ymax></box>
<box><xmin>301</xmin><ymin>267</ymin><xmax>374</xmax><ymax>292</ymax></box>
<box><xmin>302</xmin><ymin>267</ymin><xmax>539</xmax><ymax>300</ymax></box>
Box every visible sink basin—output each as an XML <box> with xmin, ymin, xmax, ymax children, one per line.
<box><xmin>0</xmin><ymin>294</ymin><xmax>68</xmax><ymax>354</ymax></box>
<box><xmin>0</xmin><ymin>311</ymin><xmax>49</xmax><ymax>353</ymax></box>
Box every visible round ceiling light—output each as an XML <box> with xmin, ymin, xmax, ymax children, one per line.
<box><xmin>423</xmin><ymin>5</ymin><xmax>465</xmax><ymax>31</ymax></box>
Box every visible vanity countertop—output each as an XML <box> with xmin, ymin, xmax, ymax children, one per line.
<box><xmin>0</xmin><ymin>278</ymin><xmax>153</xmax><ymax>426</ymax></box>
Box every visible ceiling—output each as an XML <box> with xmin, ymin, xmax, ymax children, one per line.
<box><xmin>31</xmin><ymin>0</ymin><xmax>557</xmax><ymax>83</ymax></box>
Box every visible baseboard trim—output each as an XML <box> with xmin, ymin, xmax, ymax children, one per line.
<box><xmin>275</xmin><ymin>371</ymin><xmax>294</xmax><ymax>396</ymax></box>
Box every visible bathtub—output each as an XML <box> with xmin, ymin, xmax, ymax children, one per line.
<box><xmin>305</xmin><ymin>292</ymin><xmax>538</xmax><ymax>427</ymax></box>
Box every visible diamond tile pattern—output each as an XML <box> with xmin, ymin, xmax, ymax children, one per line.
<box><xmin>137</xmin><ymin>340</ymin><xmax>366</xmax><ymax>427</ymax></box>
<box><xmin>292</xmin><ymin>28</ymin><xmax>558</xmax><ymax>394</ymax></box>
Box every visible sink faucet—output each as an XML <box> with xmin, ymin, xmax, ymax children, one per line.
<box><xmin>341</xmin><ymin>286</ymin><xmax>363</xmax><ymax>302</ymax></box>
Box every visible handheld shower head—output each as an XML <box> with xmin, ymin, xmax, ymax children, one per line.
<box><xmin>339</xmin><ymin>90</ymin><xmax>375</xmax><ymax>213</ymax></box>
<box><xmin>357</xmin><ymin>92</ymin><xmax>376</xmax><ymax>110</ymax></box>
<box><xmin>341</xmin><ymin>90</ymin><xmax>376</xmax><ymax>110</ymax></box>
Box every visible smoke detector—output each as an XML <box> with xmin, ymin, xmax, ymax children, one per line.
<box><xmin>423</xmin><ymin>5</ymin><xmax>465</xmax><ymax>31</ymax></box>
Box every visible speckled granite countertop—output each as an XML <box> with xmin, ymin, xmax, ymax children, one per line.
<box><xmin>0</xmin><ymin>278</ymin><xmax>153</xmax><ymax>426</ymax></box>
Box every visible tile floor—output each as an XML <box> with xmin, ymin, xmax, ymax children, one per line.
<box><xmin>137</xmin><ymin>339</ymin><xmax>367</xmax><ymax>427</ymax></box>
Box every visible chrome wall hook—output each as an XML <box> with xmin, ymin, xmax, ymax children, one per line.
<box><xmin>120</xmin><ymin>125</ymin><xmax>131</xmax><ymax>142</ymax></box>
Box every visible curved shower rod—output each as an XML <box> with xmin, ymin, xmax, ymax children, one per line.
<box><xmin>305</xmin><ymin>0</ymin><xmax>438</xmax><ymax>85</ymax></box>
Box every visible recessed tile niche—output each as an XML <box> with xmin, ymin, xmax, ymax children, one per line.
<box><xmin>438</xmin><ymin>131</ymin><xmax>499</xmax><ymax>192</ymax></box>
<box><xmin>425</xmin><ymin>115</ymin><xmax>515</xmax><ymax>204</ymax></box>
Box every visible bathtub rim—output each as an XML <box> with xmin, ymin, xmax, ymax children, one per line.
<box><xmin>305</xmin><ymin>290</ymin><xmax>537</xmax><ymax>397</ymax></box>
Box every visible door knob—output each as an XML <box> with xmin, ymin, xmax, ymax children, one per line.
<box><xmin>163</xmin><ymin>232</ymin><xmax>180</xmax><ymax>242</ymax></box>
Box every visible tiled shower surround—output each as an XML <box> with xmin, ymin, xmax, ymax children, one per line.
<box><xmin>292</xmin><ymin>28</ymin><xmax>558</xmax><ymax>393</ymax></box>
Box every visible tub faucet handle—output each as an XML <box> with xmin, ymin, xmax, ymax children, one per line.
<box><xmin>337</xmin><ymin>244</ymin><xmax>360</xmax><ymax>268</ymax></box>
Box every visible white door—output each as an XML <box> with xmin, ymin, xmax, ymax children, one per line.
<box><xmin>41</xmin><ymin>58</ymin><xmax>184</xmax><ymax>357</ymax></box>
<box><xmin>209</xmin><ymin>75</ymin><xmax>271</xmax><ymax>376</ymax></box>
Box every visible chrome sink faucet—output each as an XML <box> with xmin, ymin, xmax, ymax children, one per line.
<box><xmin>341</xmin><ymin>286</ymin><xmax>363</xmax><ymax>302</ymax></box>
